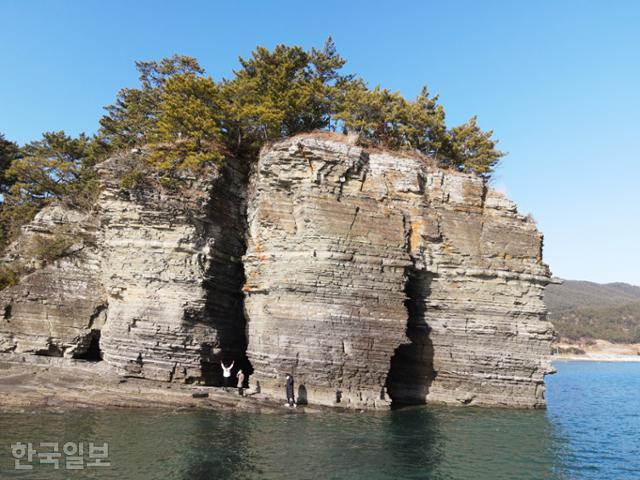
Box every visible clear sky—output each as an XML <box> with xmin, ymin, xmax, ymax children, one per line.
<box><xmin>1</xmin><ymin>0</ymin><xmax>639</xmax><ymax>284</ymax></box>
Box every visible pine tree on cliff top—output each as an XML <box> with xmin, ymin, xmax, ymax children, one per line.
<box><xmin>0</xmin><ymin>132</ymin><xmax>99</xmax><ymax>249</ymax></box>
<box><xmin>94</xmin><ymin>38</ymin><xmax>503</xmax><ymax>176</ymax></box>
<box><xmin>0</xmin><ymin>39</ymin><xmax>505</xmax><ymax>254</ymax></box>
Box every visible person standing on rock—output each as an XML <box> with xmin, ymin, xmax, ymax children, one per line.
<box><xmin>237</xmin><ymin>369</ymin><xmax>245</xmax><ymax>397</ymax></box>
<box><xmin>285</xmin><ymin>373</ymin><xmax>296</xmax><ymax>407</ymax></box>
<box><xmin>221</xmin><ymin>361</ymin><xmax>234</xmax><ymax>391</ymax></box>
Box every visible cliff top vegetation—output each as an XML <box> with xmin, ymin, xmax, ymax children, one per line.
<box><xmin>0</xmin><ymin>38</ymin><xmax>504</xmax><ymax>254</ymax></box>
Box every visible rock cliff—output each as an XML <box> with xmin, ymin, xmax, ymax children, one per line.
<box><xmin>95</xmin><ymin>153</ymin><xmax>248</xmax><ymax>382</ymax></box>
<box><xmin>0</xmin><ymin>206</ymin><xmax>105</xmax><ymax>357</ymax></box>
<box><xmin>244</xmin><ymin>135</ymin><xmax>553</xmax><ymax>408</ymax></box>
<box><xmin>0</xmin><ymin>152</ymin><xmax>249</xmax><ymax>384</ymax></box>
<box><xmin>0</xmin><ymin>134</ymin><xmax>554</xmax><ymax>409</ymax></box>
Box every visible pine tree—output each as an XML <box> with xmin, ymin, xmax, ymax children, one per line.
<box><xmin>1</xmin><ymin>41</ymin><xmax>508</xmax><ymax>268</ymax></box>
<box><xmin>0</xmin><ymin>131</ymin><xmax>98</xmax><ymax>249</ymax></box>
<box><xmin>152</xmin><ymin>73</ymin><xmax>225</xmax><ymax>170</ymax></box>
<box><xmin>99</xmin><ymin>55</ymin><xmax>204</xmax><ymax>152</ymax></box>
<box><xmin>0</xmin><ymin>133</ymin><xmax>20</xmax><ymax>195</ymax></box>
<box><xmin>7</xmin><ymin>131</ymin><xmax>91</xmax><ymax>201</ymax></box>
<box><xmin>447</xmin><ymin>116</ymin><xmax>504</xmax><ymax>176</ymax></box>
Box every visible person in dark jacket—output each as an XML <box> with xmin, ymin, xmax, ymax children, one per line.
<box><xmin>285</xmin><ymin>373</ymin><xmax>296</xmax><ymax>407</ymax></box>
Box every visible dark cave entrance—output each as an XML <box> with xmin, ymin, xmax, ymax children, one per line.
<box><xmin>386</xmin><ymin>267</ymin><xmax>437</xmax><ymax>406</ymax></box>
<box><xmin>76</xmin><ymin>330</ymin><xmax>103</xmax><ymax>362</ymax></box>
<box><xmin>194</xmin><ymin>159</ymin><xmax>253</xmax><ymax>388</ymax></box>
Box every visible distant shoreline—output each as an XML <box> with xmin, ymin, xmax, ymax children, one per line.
<box><xmin>552</xmin><ymin>339</ymin><xmax>640</xmax><ymax>362</ymax></box>
<box><xmin>552</xmin><ymin>355</ymin><xmax>640</xmax><ymax>362</ymax></box>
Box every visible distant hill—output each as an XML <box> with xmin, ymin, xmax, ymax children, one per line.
<box><xmin>545</xmin><ymin>280</ymin><xmax>640</xmax><ymax>343</ymax></box>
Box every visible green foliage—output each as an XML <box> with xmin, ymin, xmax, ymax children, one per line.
<box><xmin>0</xmin><ymin>40</ymin><xmax>507</xmax><ymax>279</ymax></box>
<box><xmin>99</xmin><ymin>55</ymin><xmax>205</xmax><ymax>152</ymax></box>
<box><xmin>0</xmin><ymin>231</ymin><xmax>80</xmax><ymax>291</ymax></box>
<box><xmin>447</xmin><ymin>116</ymin><xmax>504</xmax><ymax>176</ymax></box>
<box><xmin>335</xmin><ymin>84</ymin><xmax>449</xmax><ymax>154</ymax></box>
<box><xmin>119</xmin><ymin>166</ymin><xmax>146</xmax><ymax>190</ymax></box>
<box><xmin>4</xmin><ymin>131</ymin><xmax>100</xmax><ymax>213</ymax></box>
<box><xmin>94</xmin><ymin>38</ymin><xmax>504</xmax><ymax>176</ymax></box>
<box><xmin>7</xmin><ymin>131</ymin><xmax>90</xmax><ymax>200</ymax></box>
<box><xmin>0</xmin><ymin>264</ymin><xmax>19</xmax><ymax>290</ymax></box>
<box><xmin>27</xmin><ymin>233</ymin><xmax>76</xmax><ymax>265</ymax></box>
<box><xmin>551</xmin><ymin>302</ymin><xmax>640</xmax><ymax>343</ymax></box>
<box><xmin>152</xmin><ymin>73</ymin><xmax>226</xmax><ymax>170</ymax></box>
<box><xmin>0</xmin><ymin>131</ymin><xmax>100</xmax><ymax>251</ymax></box>
<box><xmin>220</xmin><ymin>37</ymin><xmax>349</xmax><ymax>155</ymax></box>
<box><xmin>0</xmin><ymin>133</ymin><xmax>20</xmax><ymax>195</ymax></box>
<box><xmin>0</xmin><ymin>201</ymin><xmax>41</xmax><ymax>251</ymax></box>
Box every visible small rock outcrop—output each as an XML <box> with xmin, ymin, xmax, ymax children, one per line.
<box><xmin>0</xmin><ymin>134</ymin><xmax>554</xmax><ymax>409</ymax></box>
<box><xmin>243</xmin><ymin>135</ymin><xmax>553</xmax><ymax>408</ymax></box>
<box><xmin>0</xmin><ymin>206</ymin><xmax>106</xmax><ymax>357</ymax></box>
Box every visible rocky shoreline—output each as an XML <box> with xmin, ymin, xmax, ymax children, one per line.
<box><xmin>0</xmin><ymin>353</ymin><xmax>326</xmax><ymax>415</ymax></box>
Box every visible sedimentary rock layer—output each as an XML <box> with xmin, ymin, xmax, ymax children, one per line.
<box><xmin>0</xmin><ymin>206</ymin><xmax>106</xmax><ymax>357</ymax></box>
<box><xmin>0</xmin><ymin>152</ymin><xmax>249</xmax><ymax>384</ymax></box>
<box><xmin>0</xmin><ymin>135</ymin><xmax>553</xmax><ymax>409</ymax></box>
<box><xmin>243</xmin><ymin>135</ymin><xmax>553</xmax><ymax>408</ymax></box>
<box><xmin>97</xmin><ymin>154</ymin><xmax>248</xmax><ymax>382</ymax></box>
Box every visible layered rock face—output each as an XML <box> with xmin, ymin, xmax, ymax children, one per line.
<box><xmin>0</xmin><ymin>153</ymin><xmax>249</xmax><ymax>383</ymax></box>
<box><xmin>0</xmin><ymin>135</ymin><xmax>553</xmax><ymax>409</ymax></box>
<box><xmin>96</xmin><ymin>154</ymin><xmax>248</xmax><ymax>382</ymax></box>
<box><xmin>244</xmin><ymin>136</ymin><xmax>553</xmax><ymax>408</ymax></box>
<box><xmin>0</xmin><ymin>206</ymin><xmax>106</xmax><ymax>357</ymax></box>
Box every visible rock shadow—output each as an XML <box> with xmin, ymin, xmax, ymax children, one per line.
<box><xmin>193</xmin><ymin>160</ymin><xmax>253</xmax><ymax>387</ymax></box>
<box><xmin>297</xmin><ymin>384</ymin><xmax>308</xmax><ymax>405</ymax></box>
<box><xmin>75</xmin><ymin>330</ymin><xmax>103</xmax><ymax>362</ymax></box>
<box><xmin>386</xmin><ymin>267</ymin><xmax>436</xmax><ymax>407</ymax></box>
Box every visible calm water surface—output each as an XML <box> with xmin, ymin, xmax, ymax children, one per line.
<box><xmin>0</xmin><ymin>361</ymin><xmax>638</xmax><ymax>479</ymax></box>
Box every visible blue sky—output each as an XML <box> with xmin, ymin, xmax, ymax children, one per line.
<box><xmin>1</xmin><ymin>0</ymin><xmax>639</xmax><ymax>284</ymax></box>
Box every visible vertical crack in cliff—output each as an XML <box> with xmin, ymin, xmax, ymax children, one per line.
<box><xmin>347</xmin><ymin>206</ymin><xmax>360</xmax><ymax>235</ymax></box>
<box><xmin>386</xmin><ymin>264</ymin><xmax>436</xmax><ymax>406</ymax></box>
<box><xmin>198</xmin><ymin>158</ymin><xmax>253</xmax><ymax>386</ymax></box>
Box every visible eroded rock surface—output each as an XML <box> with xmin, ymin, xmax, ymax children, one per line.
<box><xmin>244</xmin><ymin>135</ymin><xmax>553</xmax><ymax>408</ymax></box>
<box><xmin>97</xmin><ymin>154</ymin><xmax>248</xmax><ymax>382</ymax></box>
<box><xmin>0</xmin><ymin>135</ymin><xmax>553</xmax><ymax>410</ymax></box>
<box><xmin>0</xmin><ymin>152</ymin><xmax>249</xmax><ymax>384</ymax></box>
<box><xmin>0</xmin><ymin>205</ymin><xmax>106</xmax><ymax>357</ymax></box>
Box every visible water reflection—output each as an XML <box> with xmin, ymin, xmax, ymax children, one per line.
<box><xmin>0</xmin><ymin>404</ymin><xmax>565</xmax><ymax>480</ymax></box>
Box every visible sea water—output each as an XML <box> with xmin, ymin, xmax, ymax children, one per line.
<box><xmin>0</xmin><ymin>361</ymin><xmax>638</xmax><ymax>479</ymax></box>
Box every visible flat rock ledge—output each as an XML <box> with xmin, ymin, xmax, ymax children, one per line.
<box><xmin>0</xmin><ymin>354</ymin><xmax>322</xmax><ymax>415</ymax></box>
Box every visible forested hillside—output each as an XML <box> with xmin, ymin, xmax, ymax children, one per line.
<box><xmin>546</xmin><ymin>280</ymin><xmax>640</xmax><ymax>343</ymax></box>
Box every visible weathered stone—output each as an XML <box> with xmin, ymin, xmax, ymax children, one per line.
<box><xmin>0</xmin><ymin>151</ymin><xmax>249</xmax><ymax>384</ymax></box>
<box><xmin>0</xmin><ymin>134</ymin><xmax>554</xmax><ymax>410</ymax></box>
<box><xmin>96</xmin><ymin>153</ymin><xmax>248</xmax><ymax>382</ymax></box>
<box><xmin>0</xmin><ymin>205</ymin><xmax>107</xmax><ymax>357</ymax></box>
<box><xmin>243</xmin><ymin>135</ymin><xmax>553</xmax><ymax>408</ymax></box>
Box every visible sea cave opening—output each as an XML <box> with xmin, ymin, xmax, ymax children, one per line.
<box><xmin>76</xmin><ymin>330</ymin><xmax>103</xmax><ymax>362</ymax></box>
<box><xmin>386</xmin><ymin>266</ymin><xmax>437</xmax><ymax>407</ymax></box>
